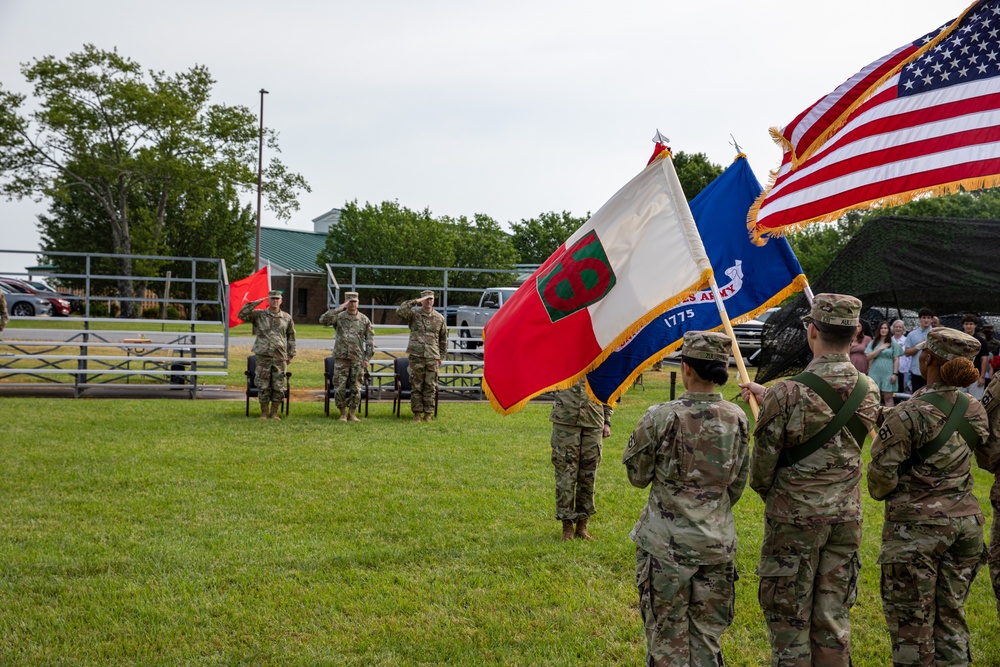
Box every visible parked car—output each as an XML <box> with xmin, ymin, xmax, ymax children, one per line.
<box><xmin>0</xmin><ymin>278</ymin><xmax>71</xmax><ymax>316</ymax></box>
<box><xmin>455</xmin><ymin>287</ymin><xmax>518</xmax><ymax>349</ymax></box>
<box><xmin>733</xmin><ymin>307</ymin><xmax>781</xmax><ymax>364</ymax></box>
<box><xmin>0</xmin><ymin>282</ymin><xmax>54</xmax><ymax>317</ymax></box>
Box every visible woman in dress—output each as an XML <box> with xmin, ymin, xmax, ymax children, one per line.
<box><xmin>850</xmin><ymin>325</ymin><xmax>872</xmax><ymax>374</ymax></box>
<box><xmin>866</xmin><ymin>320</ymin><xmax>903</xmax><ymax>406</ymax></box>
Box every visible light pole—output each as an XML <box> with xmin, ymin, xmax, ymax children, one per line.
<box><xmin>254</xmin><ymin>88</ymin><xmax>269</xmax><ymax>271</ymax></box>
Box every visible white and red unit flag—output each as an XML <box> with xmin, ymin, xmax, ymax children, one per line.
<box><xmin>482</xmin><ymin>150</ymin><xmax>713</xmax><ymax>415</ymax></box>
<box><xmin>749</xmin><ymin>0</ymin><xmax>1000</xmax><ymax>243</ymax></box>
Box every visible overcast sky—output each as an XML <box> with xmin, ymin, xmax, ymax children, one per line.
<box><xmin>0</xmin><ymin>0</ymin><xmax>962</xmax><ymax>274</ymax></box>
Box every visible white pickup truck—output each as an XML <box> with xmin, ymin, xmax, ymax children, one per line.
<box><xmin>454</xmin><ymin>287</ymin><xmax>518</xmax><ymax>349</ymax></box>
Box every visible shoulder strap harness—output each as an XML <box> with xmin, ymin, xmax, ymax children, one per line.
<box><xmin>898</xmin><ymin>391</ymin><xmax>979</xmax><ymax>476</ymax></box>
<box><xmin>776</xmin><ymin>372</ymin><xmax>870</xmax><ymax>469</ymax></box>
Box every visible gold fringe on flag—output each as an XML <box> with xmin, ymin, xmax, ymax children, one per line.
<box><xmin>482</xmin><ymin>266</ymin><xmax>714</xmax><ymax>416</ymax></box>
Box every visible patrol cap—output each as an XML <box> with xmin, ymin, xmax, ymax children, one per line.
<box><xmin>916</xmin><ymin>326</ymin><xmax>981</xmax><ymax>361</ymax></box>
<box><xmin>345</xmin><ymin>291</ymin><xmax>359</xmax><ymax>302</ymax></box>
<box><xmin>801</xmin><ymin>293</ymin><xmax>861</xmax><ymax>327</ymax></box>
<box><xmin>681</xmin><ymin>330</ymin><xmax>732</xmax><ymax>362</ymax></box>
<box><xmin>420</xmin><ymin>290</ymin><xmax>435</xmax><ymax>299</ymax></box>
<box><xmin>267</xmin><ymin>290</ymin><xmax>282</xmax><ymax>299</ymax></box>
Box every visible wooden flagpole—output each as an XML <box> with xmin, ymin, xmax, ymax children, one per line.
<box><xmin>709</xmin><ymin>277</ymin><xmax>758</xmax><ymax>419</ymax></box>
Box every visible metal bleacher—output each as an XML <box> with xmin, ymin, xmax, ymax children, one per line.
<box><xmin>0</xmin><ymin>250</ymin><xmax>231</xmax><ymax>398</ymax></box>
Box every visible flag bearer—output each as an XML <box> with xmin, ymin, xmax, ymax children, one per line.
<box><xmin>240</xmin><ymin>289</ymin><xmax>296</xmax><ymax>419</ymax></box>
<box><xmin>982</xmin><ymin>372</ymin><xmax>1000</xmax><ymax>626</ymax></box>
<box><xmin>624</xmin><ymin>331</ymin><xmax>748</xmax><ymax>666</ymax></box>
<box><xmin>869</xmin><ymin>327</ymin><xmax>995</xmax><ymax>666</ymax></box>
<box><xmin>740</xmin><ymin>294</ymin><xmax>881</xmax><ymax>667</ymax></box>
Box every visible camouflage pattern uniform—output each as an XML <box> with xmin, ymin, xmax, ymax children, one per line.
<box><xmin>239</xmin><ymin>294</ymin><xmax>296</xmax><ymax>405</ymax></box>
<box><xmin>750</xmin><ymin>294</ymin><xmax>881</xmax><ymax>667</ymax></box>
<box><xmin>624</xmin><ymin>331</ymin><xmax>749</xmax><ymax>667</ymax></box>
<box><xmin>868</xmin><ymin>327</ymin><xmax>995</xmax><ymax>666</ymax></box>
<box><xmin>397</xmin><ymin>291</ymin><xmax>448</xmax><ymax>417</ymax></box>
<box><xmin>981</xmin><ymin>373</ymin><xmax>1000</xmax><ymax>622</ymax></box>
<box><xmin>550</xmin><ymin>379</ymin><xmax>612</xmax><ymax>524</ymax></box>
<box><xmin>0</xmin><ymin>289</ymin><xmax>7</xmax><ymax>331</ymax></box>
<box><xmin>319</xmin><ymin>301</ymin><xmax>374</xmax><ymax>412</ymax></box>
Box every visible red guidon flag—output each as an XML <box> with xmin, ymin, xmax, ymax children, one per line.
<box><xmin>750</xmin><ymin>0</ymin><xmax>1000</xmax><ymax>243</ymax></box>
<box><xmin>228</xmin><ymin>265</ymin><xmax>270</xmax><ymax>327</ymax></box>
<box><xmin>483</xmin><ymin>151</ymin><xmax>713</xmax><ymax>415</ymax></box>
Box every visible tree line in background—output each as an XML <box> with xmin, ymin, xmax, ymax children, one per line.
<box><xmin>5</xmin><ymin>46</ymin><xmax>999</xmax><ymax>319</ymax></box>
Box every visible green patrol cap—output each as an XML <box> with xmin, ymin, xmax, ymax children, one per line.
<box><xmin>267</xmin><ymin>290</ymin><xmax>282</xmax><ymax>299</ymax></box>
<box><xmin>345</xmin><ymin>291</ymin><xmax>359</xmax><ymax>302</ymax></box>
<box><xmin>420</xmin><ymin>290</ymin><xmax>435</xmax><ymax>299</ymax></box>
<box><xmin>802</xmin><ymin>293</ymin><xmax>861</xmax><ymax>327</ymax></box>
<box><xmin>682</xmin><ymin>330</ymin><xmax>732</xmax><ymax>362</ymax></box>
<box><xmin>916</xmin><ymin>326</ymin><xmax>981</xmax><ymax>361</ymax></box>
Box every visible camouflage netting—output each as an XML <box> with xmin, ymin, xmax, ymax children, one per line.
<box><xmin>755</xmin><ymin>216</ymin><xmax>1000</xmax><ymax>384</ymax></box>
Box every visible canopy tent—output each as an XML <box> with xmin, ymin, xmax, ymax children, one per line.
<box><xmin>755</xmin><ymin>215</ymin><xmax>1000</xmax><ymax>383</ymax></box>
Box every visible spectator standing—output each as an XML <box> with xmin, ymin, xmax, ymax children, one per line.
<box><xmin>892</xmin><ymin>320</ymin><xmax>910</xmax><ymax>393</ymax></box>
<box><xmin>550</xmin><ymin>378</ymin><xmax>612</xmax><ymax>541</ymax></box>
<box><xmin>739</xmin><ymin>294</ymin><xmax>881</xmax><ymax>666</ymax></box>
<box><xmin>905</xmin><ymin>308</ymin><xmax>935</xmax><ymax>392</ymax></box>
<box><xmin>0</xmin><ymin>289</ymin><xmax>7</xmax><ymax>332</ymax></box>
<box><xmin>849</xmin><ymin>326</ymin><xmax>872</xmax><ymax>374</ymax></box>
<box><xmin>866</xmin><ymin>320</ymin><xmax>903</xmax><ymax>407</ymax></box>
<box><xmin>319</xmin><ymin>291</ymin><xmax>374</xmax><ymax>422</ymax></box>
<box><xmin>868</xmin><ymin>327</ymin><xmax>994</xmax><ymax>666</ymax></box>
<box><xmin>961</xmin><ymin>314</ymin><xmax>988</xmax><ymax>400</ymax></box>
<box><xmin>624</xmin><ymin>331</ymin><xmax>749</xmax><ymax>666</ymax></box>
<box><xmin>397</xmin><ymin>290</ymin><xmax>448</xmax><ymax>422</ymax></box>
<box><xmin>239</xmin><ymin>290</ymin><xmax>296</xmax><ymax>419</ymax></box>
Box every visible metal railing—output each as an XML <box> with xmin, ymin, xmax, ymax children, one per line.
<box><xmin>0</xmin><ymin>249</ymin><xmax>230</xmax><ymax>397</ymax></box>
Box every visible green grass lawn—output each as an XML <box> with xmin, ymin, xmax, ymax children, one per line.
<box><xmin>2</xmin><ymin>370</ymin><xmax>998</xmax><ymax>665</ymax></box>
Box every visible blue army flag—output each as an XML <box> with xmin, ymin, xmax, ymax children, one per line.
<box><xmin>586</xmin><ymin>154</ymin><xmax>807</xmax><ymax>406</ymax></box>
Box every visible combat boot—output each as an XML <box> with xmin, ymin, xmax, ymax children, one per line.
<box><xmin>338</xmin><ymin>408</ymin><xmax>348</xmax><ymax>422</ymax></box>
<box><xmin>269</xmin><ymin>401</ymin><xmax>281</xmax><ymax>421</ymax></box>
<box><xmin>260</xmin><ymin>402</ymin><xmax>269</xmax><ymax>419</ymax></box>
<box><xmin>424</xmin><ymin>413</ymin><xmax>433</xmax><ymax>423</ymax></box>
<box><xmin>414</xmin><ymin>414</ymin><xmax>423</xmax><ymax>423</ymax></box>
<box><xmin>348</xmin><ymin>407</ymin><xmax>361</xmax><ymax>422</ymax></box>
<box><xmin>561</xmin><ymin>520</ymin><xmax>575</xmax><ymax>541</ymax></box>
<box><xmin>575</xmin><ymin>518</ymin><xmax>594</xmax><ymax>541</ymax></box>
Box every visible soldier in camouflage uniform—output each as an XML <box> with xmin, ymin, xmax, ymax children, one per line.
<box><xmin>740</xmin><ymin>294</ymin><xmax>881</xmax><ymax>667</ymax></box>
<box><xmin>0</xmin><ymin>288</ymin><xmax>7</xmax><ymax>332</ymax></box>
<box><xmin>869</xmin><ymin>327</ymin><xmax>996</xmax><ymax>666</ymax></box>
<box><xmin>549</xmin><ymin>378</ymin><xmax>612</xmax><ymax>541</ymax></box>
<box><xmin>239</xmin><ymin>289</ymin><xmax>296</xmax><ymax>420</ymax></box>
<box><xmin>397</xmin><ymin>290</ymin><xmax>448</xmax><ymax>422</ymax></box>
<box><xmin>982</xmin><ymin>373</ymin><xmax>1000</xmax><ymax>623</ymax></box>
<box><xmin>320</xmin><ymin>291</ymin><xmax>374</xmax><ymax>422</ymax></box>
<box><xmin>624</xmin><ymin>331</ymin><xmax>749</xmax><ymax>667</ymax></box>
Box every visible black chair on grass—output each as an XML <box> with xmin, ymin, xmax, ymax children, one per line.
<box><xmin>392</xmin><ymin>356</ymin><xmax>438</xmax><ymax>417</ymax></box>
<box><xmin>324</xmin><ymin>356</ymin><xmax>371</xmax><ymax>417</ymax></box>
<box><xmin>245</xmin><ymin>355</ymin><xmax>291</xmax><ymax>416</ymax></box>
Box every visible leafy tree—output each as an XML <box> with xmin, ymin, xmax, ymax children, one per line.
<box><xmin>317</xmin><ymin>200</ymin><xmax>455</xmax><ymax>322</ymax></box>
<box><xmin>786</xmin><ymin>212</ymin><xmax>865</xmax><ymax>282</ymax></box>
<box><xmin>440</xmin><ymin>214</ymin><xmax>519</xmax><ymax>303</ymax></box>
<box><xmin>508</xmin><ymin>211</ymin><xmax>588</xmax><ymax>265</ymax></box>
<box><xmin>0</xmin><ymin>45</ymin><xmax>309</xmax><ymax>316</ymax></box>
<box><xmin>673</xmin><ymin>151</ymin><xmax>723</xmax><ymax>201</ymax></box>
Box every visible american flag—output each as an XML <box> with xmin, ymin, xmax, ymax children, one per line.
<box><xmin>750</xmin><ymin>0</ymin><xmax>1000</xmax><ymax>242</ymax></box>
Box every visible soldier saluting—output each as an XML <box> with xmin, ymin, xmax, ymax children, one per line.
<box><xmin>239</xmin><ymin>289</ymin><xmax>296</xmax><ymax>420</ymax></box>
<box><xmin>320</xmin><ymin>291</ymin><xmax>374</xmax><ymax>422</ymax></box>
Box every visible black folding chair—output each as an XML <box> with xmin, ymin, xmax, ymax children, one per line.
<box><xmin>245</xmin><ymin>355</ymin><xmax>291</xmax><ymax>416</ymax></box>
<box><xmin>392</xmin><ymin>356</ymin><xmax>438</xmax><ymax>417</ymax></box>
<box><xmin>324</xmin><ymin>356</ymin><xmax>370</xmax><ymax>417</ymax></box>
